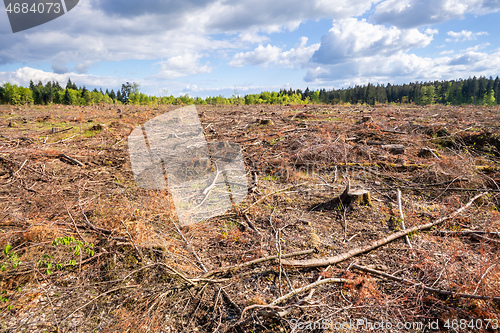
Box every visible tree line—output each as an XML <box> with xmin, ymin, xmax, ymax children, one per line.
<box><xmin>0</xmin><ymin>76</ymin><xmax>498</xmax><ymax>106</ymax></box>
<box><xmin>302</xmin><ymin>76</ymin><xmax>499</xmax><ymax>106</ymax></box>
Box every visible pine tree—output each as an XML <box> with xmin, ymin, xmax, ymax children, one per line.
<box><xmin>63</xmin><ymin>89</ymin><xmax>73</xmax><ymax>105</ymax></box>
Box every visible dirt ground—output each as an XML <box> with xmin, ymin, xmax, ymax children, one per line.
<box><xmin>1</xmin><ymin>103</ymin><xmax>499</xmax><ymax>332</ymax></box>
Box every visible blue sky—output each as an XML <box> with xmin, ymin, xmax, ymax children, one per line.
<box><xmin>1</xmin><ymin>0</ymin><xmax>499</xmax><ymax>97</ymax></box>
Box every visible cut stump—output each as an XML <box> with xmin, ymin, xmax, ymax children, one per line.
<box><xmin>312</xmin><ymin>181</ymin><xmax>372</xmax><ymax>211</ymax></box>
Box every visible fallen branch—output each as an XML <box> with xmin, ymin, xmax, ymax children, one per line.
<box><xmin>435</xmin><ymin>230</ymin><xmax>500</xmax><ymax>236</ymax></box>
<box><xmin>351</xmin><ymin>264</ymin><xmax>500</xmax><ymax>302</ymax></box>
<box><xmin>243</xmin><ymin>213</ymin><xmax>261</xmax><ymax>234</ymax></box>
<box><xmin>239</xmin><ymin>277</ymin><xmax>351</xmax><ymax>320</ymax></box>
<box><xmin>121</xmin><ymin>220</ymin><xmax>145</xmax><ymax>261</ymax></box>
<box><xmin>58</xmin><ymin>154</ymin><xmax>84</xmax><ymax>167</ymax></box>
<box><xmin>470</xmin><ymin>233</ymin><xmax>500</xmax><ymax>245</ymax></box>
<box><xmin>172</xmin><ymin>219</ymin><xmax>208</xmax><ymax>273</ymax></box>
<box><xmin>242</xmin><ymin>182</ymin><xmax>307</xmax><ymax>213</ymax></box>
<box><xmin>62</xmin><ymin>285</ymin><xmax>140</xmax><ymax>322</ymax></box>
<box><xmin>397</xmin><ymin>189</ymin><xmax>412</xmax><ymax>249</ymax></box>
<box><xmin>282</xmin><ymin>192</ymin><xmax>487</xmax><ymax>268</ymax></box>
<box><xmin>49</xmin><ymin>126</ymin><xmax>73</xmax><ymax>135</ymax></box>
<box><xmin>333</xmin><ymin>162</ymin><xmax>498</xmax><ymax>173</ymax></box>
<box><xmin>278</xmin><ymin>266</ymin><xmax>332</xmax><ymax>317</ymax></box>
<box><xmin>202</xmin><ymin>248</ymin><xmax>317</xmax><ymax>278</ymax></box>
<box><xmin>78</xmin><ymin>194</ymin><xmax>113</xmax><ymax>236</ymax></box>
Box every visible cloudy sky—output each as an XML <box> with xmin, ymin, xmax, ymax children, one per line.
<box><xmin>1</xmin><ymin>0</ymin><xmax>499</xmax><ymax>97</ymax></box>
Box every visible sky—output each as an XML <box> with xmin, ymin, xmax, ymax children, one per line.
<box><xmin>0</xmin><ymin>0</ymin><xmax>500</xmax><ymax>97</ymax></box>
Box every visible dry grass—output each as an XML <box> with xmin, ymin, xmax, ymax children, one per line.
<box><xmin>1</xmin><ymin>103</ymin><xmax>499</xmax><ymax>332</ymax></box>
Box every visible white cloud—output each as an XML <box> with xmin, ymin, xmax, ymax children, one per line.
<box><xmin>229</xmin><ymin>37</ymin><xmax>320</xmax><ymax>68</ymax></box>
<box><xmin>0</xmin><ymin>0</ymin><xmax>375</xmax><ymax>75</ymax></box>
<box><xmin>465</xmin><ymin>43</ymin><xmax>491</xmax><ymax>51</ymax></box>
<box><xmin>0</xmin><ymin>0</ymin><xmax>499</xmax><ymax>97</ymax></box>
<box><xmin>206</xmin><ymin>0</ymin><xmax>378</xmax><ymax>32</ymax></box>
<box><xmin>238</xmin><ymin>32</ymin><xmax>270</xmax><ymax>44</ymax></box>
<box><xmin>305</xmin><ymin>48</ymin><xmax>500</xmax><ymax>85</ymax></box>
<box><xmin>312</xmin><ymin>19</ymin><xmax>434</xmax><ymax>64</ymax></box>
<box><xmin>372</xmin><ymin>0</ymin><xmax>500</xmax><ymax>28</ymax></box>
<box><xmin>440</xmin><ymin>50</ymin><xmax>455</xmax><ymax>55</ymax></box>
<box><xmin>156</xmin><ymin>54</ymin><xmax>212</xmax><ymax>78</ymax></box>
<box><xmin>230</xmin><ymin>45</ymin><xmax>282</xmax><ymax>68</ymax></box>
<box><xmin>446</xmin><ymin>30</ymin><xmax>489</xmax><ymax>42</ymax></box>
<box><xmin>0</xmin><ymin>67</ymin><xmax>124</xmax><ymax>88</ymax></box>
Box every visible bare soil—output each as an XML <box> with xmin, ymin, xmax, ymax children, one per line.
<box><xmin>1</xmin><ymin>103</ymin><xmax>499</xmax><ymax>332</ymax></box>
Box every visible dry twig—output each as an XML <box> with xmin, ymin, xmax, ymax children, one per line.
<box><xmin>351</xmin><ymin>264</ymin><xmax>500</xmax><ymax>302</ymax></box>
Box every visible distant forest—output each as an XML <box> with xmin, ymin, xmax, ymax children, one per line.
<box><xmin>0</xmin><ymin>76</ymin><xmax>498</xmax><ymax>106</ymax></box>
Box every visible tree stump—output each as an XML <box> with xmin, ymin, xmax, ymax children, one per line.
<box><xmin>312</xmin><ymin>181</ymin><xmax>372</xmax><ymax>211</ymax></box>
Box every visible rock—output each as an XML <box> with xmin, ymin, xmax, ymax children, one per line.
<box><xmin>382</xmin><ymin>144</ymin><xmax>405</xmax><ymax>155</ymax></box>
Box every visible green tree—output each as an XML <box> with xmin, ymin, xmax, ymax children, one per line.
<box><xmin>484</xmin><ymin>89</ymin><xmax>496</xmax><ymax>106</ymax></box>
<box><xmin>310</xmin><ymin>90</ymin><xmax>320</xmax><ymax>103</ymax></box>
<box><xmin>18</xmin><ymin>87</ymin><xmax>33</xmax><ymax>104</ymax></box>
<box><xmin>66</xmin><ymin>78</ymin><xmax>77</xmax><ymax>90</ymax></box>
<box><xmin>1</xmin><ymin>83</ymin><xmax>20</xmax><ymax>104</ymax></box>
<box><xmin>420</xmin><ymin>85</ymin><xmax>436</xmax><ymax>105</ymax></box>
<box><xmin>120</xmin><ymin>82</ymin><xmax>140</xmax><ymax>104</ymax></box>
<box><xmin>63</xmin><ymin>89</ymin><xmax>78</xmax><ymax>105</ymax></box>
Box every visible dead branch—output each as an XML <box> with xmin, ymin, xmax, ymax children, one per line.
<box><xmin>62</xmin><ymin>285</ymin><xmax>140</xmax><ymax>322</ymax></box>
<box><xmin>201</xmin><ymin>248</ymin><xmax>317</xmax><ymax>278</ymax></box>
<box><xmin>397</xmin><ymin>189</ymin><xmax>412</xmax><ymax>249</ymax></box>
<box><xmin>239</xmin><ymin>277</ymin><xmax>351</xmax><ymax>320</ymax></box>
<box><xmin>278</xmin><ymin>266</ymin><xmax>332</xmax><ymax>317</ymax></box>
<box><xmin>78</xmin><ymin>194</ymin><xmax>113</xmax><ymax>236</ymax></box>
<box><xmin>58</xmin><ymin>154</ymin><xmax>84</xmax><ymax>167</ymax></box>
<box><xmin>351</xmin><ymin>264</ymin><xmax>500</xmax><ymax>302</ymax></box>
<box><xmin>282</xmin><ymin>192</ymin><xmax>487</xmax><ymax>268</ymax></box>
<box><xmin>435</xmin><ymin>230</ymin><xmax>500</xmax><ymax>237</ymax></box>
<box><xmin>470</xmin><ymin>233</ymin><xmax>500</xmax><ymax>245</ymax></box>
<box><xmin>121</xmin><ymin>220</ymin><xmax>145</xmax><ymax>261</ymax></box>
<box><xmin>242</xmin><ymin>182</ymin><xmax>307</xmax><ymax>213</ymax></box>
<box><xmin>243</xmin><ymin>213</ymin><xmax>261</xmax><ymax>234</ymax></box>
<box><xmin>49</xmin><ymin>127</ymin><xmax>73</xmax><ymax>135</ymax></box>
<box><xmin>172</xmin><ymin>219</ymin><xmax>208</xmax><ymax>273</ymax></box>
